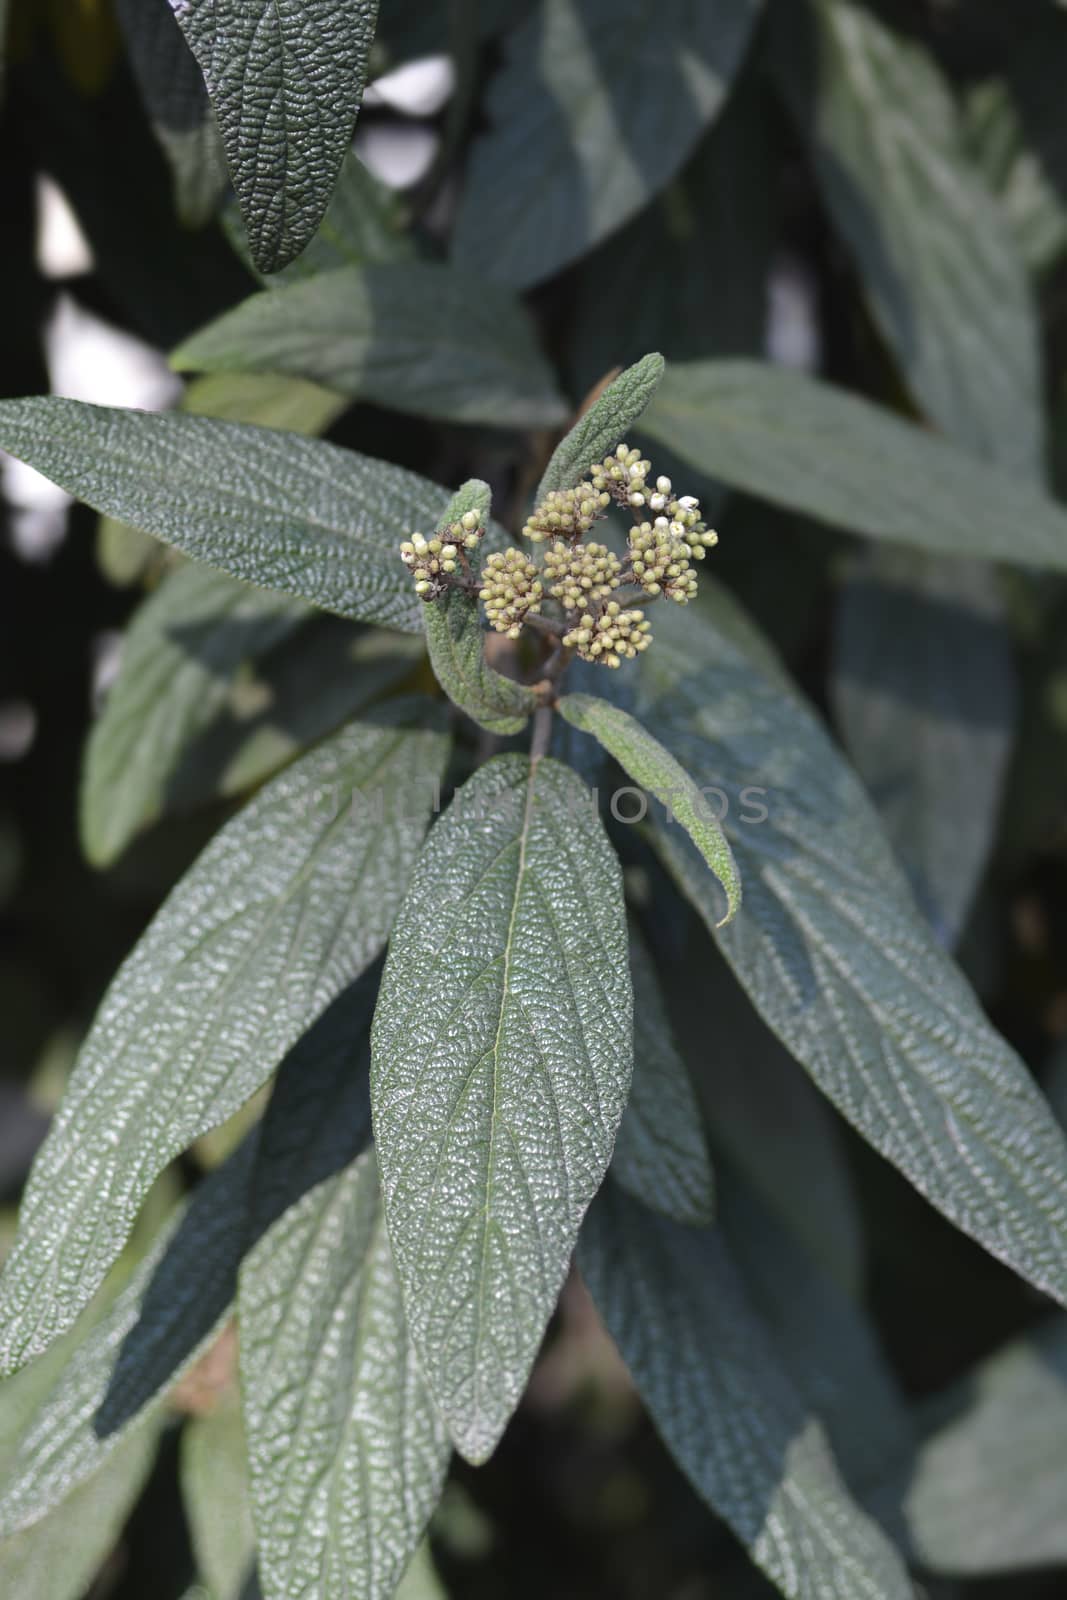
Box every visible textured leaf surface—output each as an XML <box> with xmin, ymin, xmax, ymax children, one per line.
<box><xmin>0</xmin><ymin>705</ymin><xmax>448</xmax><ymax>1375</ymax></box>
<box><xmin>170</xmin><ymin>0</ymin><xmax>380</xmax><ymax>273</ymax></box>
<box><xmin>775</xmin><ymin>0</ymin><xmax>1042</xmax><ymax>473</ymax></box>
<box><xmin>0</xmin><ymin>1424</ymin><xmax>159</xmax><ymax>1600</ymax></box>
<box><xmin>641</xmin><ymin>361</ymin><xmax>1067</xmax><ymax>569</ymax></box>
<box><xmin>181</xmin><ymin>1396</ymin><xmax>256</xmax><ymax>1600</ymax></box>
<box><xmin>82</xmin><ymin>563</ymin><xmax>307</xmax><ymax>866</ymax></box>
<box><xmin>560</xmin><ymin>692</ymin><xmax>740</xmax><ymax>924</ymax></box>
<box><xmin>0</xmin><ymin>399</ymin><xmax>464</xmax><ymax>631</ymax></box>
<box><xmin>173</xmin><ymin>263</ymin><xmax>568</xmax><ymax>428</ymax></box>
<box><xmin>579</xmin><ymin>1183</ymin><xmax>913</xmax><ymax>1598</ymax></box>
<box><xmin>0</xmin><ymin>973</ymin><xmax>380</xmax><ymax>1535</ymax></box>
<box><xmin>453</xmin><ymin>0</ymin><xmax>762</xmax><ymax>289</ymax></box>
<box><xmin>372</xmin><ymin>754</ymin><xmax>633</xmax><ymax>1461</ymax></box>
<box><xmin>831</xmin><ymin>550</ymin><xmax>1017</xmax><ymax>945</ymax></box>
<box><xmin>612</xmin><ymin>926</ymin><xmax>714</xmax><ymax>1226</ymax></box>
<box><xmin>873</xmin><ymin>1315</ymin><xmax>1067</xmax><ymax>1574</ymax></box>
<box><xmin>538</xmin><ymin>353</ymin><xmax>665</xmax><ymax>500</ymax></box>
<box><xmin>639</xmin><ymin>591</ymin><xmax>1067</xmax><ymax>1306</ymax></box>
<box><xmin>425</xmin><ymin>594</ymin><xmax>538</xmax><ymax>736</ymax></box>
<box><xmin>116</xmin><ymin>0</ymin><xmax>227</xmax><ymax>227</ymax></box>
<box><xmin>240</xmin><ymin>1148</ymin><xmax>451</xmax><ymax>1600</ymax></box>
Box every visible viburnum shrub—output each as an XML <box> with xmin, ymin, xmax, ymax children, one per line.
<box><xmin>6</xmin><ymin>1</ymin><xmax>1067</xmax><ymax>1598</ymax></box>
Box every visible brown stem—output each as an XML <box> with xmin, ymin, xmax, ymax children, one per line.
<box><xmin>530</xmin><ymin>703</ymin><xmax>554</xmax><ymax>761</ymax></box>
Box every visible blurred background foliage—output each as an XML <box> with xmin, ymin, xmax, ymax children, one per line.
<box><xmin>5</xmin><ymin>0</ymin><xmax>1067</xmax><ymax>1595</ymax></box>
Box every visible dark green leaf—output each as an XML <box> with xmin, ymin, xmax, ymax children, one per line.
<box><xmin>372</xmin><ymin>754</ymin><xmax>632</xmax><ymax>1461</ymax></box>
<box><xmin>0</xmin><ymin>400</ymin><xmax>468</xmax><ymax>631</ymax></box>
<box><xmin>82</xmin><ymin>563</ymin><xmax>308</xmax><ymax>867</ymax></box>
<box><xmin>453</xmin><ymin>0</ymin><xmax>763</xmax><ymax>289</ymax></box>
<box><xmin>240</xmin><ymin>1148</ymin><xmax>450</xmax><ymax>1600</ymax></box>
<box><xmin>579</xmin><ymin>1184</ymin><xmax>913</xmax><ymax>1598</ymax></box>
<box><xmin>537</xmin><ymin>353</ymin><xmax>665</xmax><ymax>501</ymax></box>
<box><xmin>115</xmin><ymin>0</ymin><xmax>227</xmax><ymax>227</ymax></box>
<box><xmin>831</xmin><ymin>550</ymin><xmax>1017</xmax><ymax>946</ymax></box>
<box><xmin>641</xmin><ymin>361</ymin><xmax>1067</xmax><ymax>569</ymax></box>
<box><xmin>774</xmin><ymin>0</ymin><xmax>1042</xmax><ymax>473</ymax></box>
<box><xmin>559</xmin><ymin>692</ymin><xmax>741</xmax><ymax>924</ymax></box>
<box><xmin>870</xmin><ymin>1315</ymin><xmax>1067</xmax><ymax>1574</ymax></box>
<box><xmin>423</xmin><ymin>485</ymin><xmax>539</xmax><ymax>735</ymax></box>
<box><xmin>639</xmin><ymin>590</ymin><xmax>1067</xmax><ymax>1306</ymax></box>
<box><xmin>225</xmin><ymin>148</ymin><xmax>415</xmax><ymax>286</ymax></box>
<box><xmin>0</xmin><ymin>704</ymin><xmax>448</xmax><ymax>1375</ymax></box>
<box><xmin>612</xmin><ymin>925</ymin><xmax>714</xmax><ymax>1226</ymax></box>
<box><xmin>571</xmin><ymin>80</ymin><xmax>776</xmax><ymax>391</ymax></box>
<box><xmin>181</xmin><ymin>1396</ymin><xmax>256</xmax><ymax>1600</ymax></box>
<box><xmin>170</xmin><ymin>0</ymin><xmax>380</xmax><ymax>273</ymax></box>
<box><xmin>173</xmin><ymin>263</ymin><xmax>568</xmax><ymax>428</ymax></box>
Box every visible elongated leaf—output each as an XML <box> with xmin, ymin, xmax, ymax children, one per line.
<box><xmin>831</xmin><ymin>550</ymin><xmax>1017</xmax><ymax>945</ymax></box>
<box><xmin>579</xmin><ymin>1183</ymin><xmax>913</xmax><ymax>1598</ymax></box>
<box><xmin>641</xmin><ymin>361</ymin><xmax>1067</xmax><ymax>569</ymax></box>
<box><xmin>559</xmin><ymin>692</ymin><xmax>741</xmax><ymax>924</ymax></box>
<box><xmin>453</xmin><ymin>0</ymin><xmax>762</xmax><ymax>289</ymax></box>
<box><xmin>0</xmin><ymin>1424</ymin><xmax>159</xmax><ymax>1600</ymax></box>
<box><xmin>0</xmin><ymin>705</ymin><xmax>448</xmax><ymax>1376</ymax></box>
<box><xmin>0</xmin><ymin>399</ymin><xmax>470</xmax><ymax>631</ymax></box>
<box><xmin>173</xmin><ymin>263</ymin><xmax>568</xmax><ymax>429</ymax></box>
<box><xmin>538</xmin><ymin>353</ymin><xmax>665</xmax><ymax>501</ymax></box>
<box><xmin>639</xmin><ymin>589</ymin><xmax>1067</xmax><ymax>1306</ymax></box>
<box><xmin>170</xmin><ymin>0</ymin><xmax>380</xmax><ymax>273</ymax></box>
<box><xmin>571</xmin><ymin>84</ymin><xmax>775</xmax><ymax>391</ymax></box>
<box><xmin>774</xmin><ymin>0</ymin><xmax>1042</xmax><ymax>473</ymax></box>
<box><xmin>0</xmin><ymin>973</ymin><xmax>378</xmax><ymax>1535</ymax></box>
<box><xmin>116</xmin><ymin>0</ymin><xmax>227</xmax><ymax>227</ymax></box>
<box><xmin>612</xmin><ymin>926</ymin><xmax>714</xmax><ymax>1226</ymax></box>
<box><xmin>395</xmin><ymin>1543</ymin><xmax>448</xmax><ymax>1600</ymax></box>
<box><xmin>240</xmin><ymin>1148</ymin><xmax>450</xmax><ymax>1600</ymax></box>
<box><xmin>181</xmin><ymin>1396</ymin><xmax>256</xmax><ymax>1600</ymax></box>
<box><xmin>963</xmin><ymin>76</ymin><xmax>1067</xmax><ymax>276</ymax></box>
<box><xmin>82</xmin><ymin>564</ymin><xmax>308</xmax><ymax>867</ymax></box>
<box><xmin>870</xmin><ymin>1315</ymin><xmax>1067</xmax><ymax>1574</ymax></box>
<box><xmin>372</xmin><ymin>754</ymin><xmax>632</xmax><ymax>1462</ymax></box>
<box><xmin>425</xmin><ymin>594</ymin><xmax>539</xmax><ymax>737</ymax></box>
<box><xmin>226</xmin><ymin>148</ymin><xmax>415</xmax><ymax>287</ymax></box>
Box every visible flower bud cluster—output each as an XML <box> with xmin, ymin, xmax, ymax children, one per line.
<box><xmin>522</xmin><ymin>482</ymin><xmax>610</xmax><ymax>543</ymax></box>
<box><xmin>479</xmin><ymin>548</ymin><xmax>543</xmax><ymax>638</ymax></box>
<box><xmin>542</xmin><ymin>539</ymin><xmax>621</xmax><ymax>611</ymax></box>
<box><xmin>399</xmin><ymin>532</ymin><xmax>461</xmax><ymax>600</ymax></box>
<box><xmin>563</xmin><ymin>601</ymin><xmax>652</xmax><ymax>668</ymax></box>
<box><xmin>445</xmin><ymin>508</ymin><xmax>486</xmax><ymax>551</ymax></box>
<box><xmin>590</xmin><ymin>443</ymin><xmax>653</xmax><ymax>509</ymax></box>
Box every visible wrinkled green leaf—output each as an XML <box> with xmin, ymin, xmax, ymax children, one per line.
<box><xmin>116</xmin><ymin>0</ymin><xmax>227</xmax><ymax>227</ymax></box>
<box><xmin>832</xmin><ymin>550</ymin><xmax>1017</xmax><ymax>946</ymax></box>
<box><xmin>871</xmin><ymin>1315</ymin><xmax>1067</xmax><ymax>1574</ymax></box>
<box><xmin>538</xmin><ymin>353</ymin><xmax>665</xmax><ymax>501</ymax></box>
<box><xmin>559</xmin><ymin>692</ymin><xmax>741</xmax><ymax>924</ymax></box>
<box><xmin>641</xmin><ymin>361</ymin><xmax>1067</xmax><ymax>569</ymax></box>
<box><xmin>579</xmin><ymin>1183</ymin><xmax>913</xmax><ymax>1598</ymax></box>
<box><xmin>774</xmin><ymin>0</ymin><xmax>1042</xmax><ymax>473</ymax></box>
<box><xmin>0</xmin><ymin>704</ymin><xmax>448</xmax><ymax>1375</ymax></box>
<box><xmin>0</xmin><ymin>399</ymin><xmax>467</xmax><ymax>630</ymax></box>
<box><xmin>181</xmin><ymin>1396</ymin><xmax>256</xmax><ymax>1600</ymax></box>
<box><xmin>612</xmin><ymin>925</ymin><xmax>714</xmax><ymax>1226</ymax></box>
<box><xmin>395</xmin><ymin>1543</ymin><xmax>448</xmax><ymax>1600</ymax></box>
<box><xmin>173</xmin><ymin>263</ymin><xmax>568</xmax><ymax>429</ymax></box>
<box><xmin>640</xmin><ymin>590</ymin><xmax>1067</xmax><ymax>1306</ymax></box>
<box><xmin>170</xmin><ymin>0</ymin><xmax>380</xmax><ymax>273</ymax></box>
<box><xmin>226</xmin><ymin>148</ymin><xmax>415</xmax><ymax>286</ymax></box>
<box><xmin>240</xmin><ymin>1147</ymin><xmax>450</xmax><ymax>1600</ymax></box>
<box><xmin>0</xmin><ymin>1424</ymin><xmax>159</xmax><ymax>1600</ymax></box>
<box><xmin>0</xmin><ymin>973</ymin><xmax>379</xmax><ymax>1535</ymax></box>
<box><xmin>453</xmin><ymin>0</ymin><xmax>763</xmax><ymax>289</ymax></box>
<box><xmin>423</xmin><ymin>482</ymin><xmax>539</xmax><ymax>734</ymax></box>
<box><xmin>82</xmin><ymin>564</ymin><xmax>307</xmax><ymax>866</ymax></box>
<box><xmin>372</xmin><ymin>753</ymin><xmax>632</xmax><ymax>1462</ymax></box>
